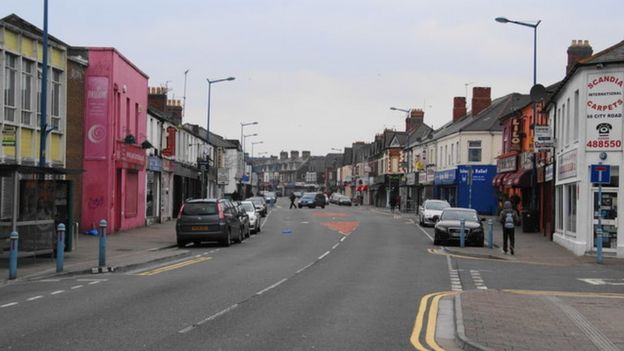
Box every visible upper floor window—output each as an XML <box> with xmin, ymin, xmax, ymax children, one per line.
<box><xmin>468</xmin><ymin>140</ymin><xmax>481</xmax><ymax>162</ymax></box>
<box><xmin>4</xmin><ymin>53</ymin><xmax>17</xmax><ymax>122</ymax></box>
<box><xmin>51</xmin><ymin>69</ymin><xmax>62</xmax><ymax>130</ymax></box>
<box><xmin>21</xmin><ymin>59</ymin><xmax>34</xmax><ymax>126</ymax></box>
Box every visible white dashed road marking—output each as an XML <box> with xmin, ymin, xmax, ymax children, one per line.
<box><xmin>50</xmin><ymin>290</ymin><xmax>65</xmax><ymax>295</ymax></box>
<box><xmin>27</xmin><ymin>296</ymin><xmax>43</xmax><ymax>301</ymax></box>
<box><xmin>1</xmin><ymin>302</ymin><xmax>18</xmax><ymax>308</ymax></box>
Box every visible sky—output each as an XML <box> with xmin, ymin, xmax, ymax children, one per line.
<box><xmin>5</xmin><ymin>0</ymin><xmax>624</xmax><ymax>157</ymax></box>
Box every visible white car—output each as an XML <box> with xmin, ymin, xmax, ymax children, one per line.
<box><xmin>418</xmin><ymin>199</ymin><xmax>451</xmax><ymax>227</ymax></box>
<box><xmin>241</xmin><ymin>201</ymin><xmax>261</xmax><ymax>234</ymax></box>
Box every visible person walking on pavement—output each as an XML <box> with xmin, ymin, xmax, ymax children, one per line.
<box><xmin>389</xmin><ymin>196</ymin><xmax>397</xmax><ymax>213</ymax></box>
<box><xmin>499</xmin><ymin>201</ymin><xmax>520</xmax><ymax>255</ymax></box>
<box><xmin>289</xmin><ymin>192</ymin><xmax>297</xmax><ymax>209</ymax></box>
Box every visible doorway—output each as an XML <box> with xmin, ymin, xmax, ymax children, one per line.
<box><xmin>592</xmin><ymin>189</ymin><xmax>618</xmax><ymax>250</ymax></box>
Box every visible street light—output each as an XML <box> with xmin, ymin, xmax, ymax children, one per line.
<box><xmin>496</xmin><ymin>16</ymin><xmax>541</xmax><ymax>219</ymax></box>
<box><xmin>390</xmin><ymin>107</ymin><xmax>410</xmax><ymax>114</ymax></box>
<box><xmin>205</xmin><ymin>76</ymin><xmax>235</xmax><ymax>197</ymax></box>
<box><xmin>240</xmin><ymin>121</ymin><xmax>259</xmax><ymax>159</ymax></box>
<box><xmin>251</xmin><ymin>141</ymin><xmax>263</xmax><ymax>159</ymax></box>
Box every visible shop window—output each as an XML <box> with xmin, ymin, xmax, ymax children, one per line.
<box><xmin>146</xmin><ymin>172</ymin><xmax>155</xmax><ymax>217</ymax></box>
<box><xmin>566</xmin><ymin>184</ymin><xmax>576</xmax><ymax>233</ymax></box>
<box><xmin>468</xmin><ymin>141</ymin><xmax>481</xmax><ymax>162</ymax></box>
<box><xmin>21</xmin><ymin>59</ymin><xmax>34</xmax><ymax>126</ymax></box>
<box><xmin>125</xmin><ymin>171</ymin><xmax>138</xmax><ymax>217</ymax></box>
<box><xmin>556</xmin><ymin>186</ymin><xmax>563</xmax><ymax>231</ymax></box>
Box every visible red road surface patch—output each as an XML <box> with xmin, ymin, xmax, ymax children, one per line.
<box><xmin>320</xmin><ymin>221</ymin><xmax>359</xmax><ymax>235</ymax></box>
<box><xmin>313</xmin><ymin>212</ymin><xmax>351</xmax><ymax>218</ymax></box>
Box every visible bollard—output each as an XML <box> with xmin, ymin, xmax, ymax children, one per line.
<box><xmin>99</xmin><ymin>219</ymin><xmax>108</xmax><ymax>267</ymax></box>
<box><xmin>487</xmin><ymin>219</ymin><xmax>494</xmax><ymax>249</ymax></box>
<box><xmin>460</xmin><ymin>219</ymin><xmax>466</xmax><ymax>248</ymax></box>
<box><xmin>56</xmin><ymin>223</ymin><xmax>65</xmax><ymax>273</ymax></box>
<box><xmin>9</xmin><ymin>231</ymin><xmax>18</xmax><ymax>280</ymax></box>
<box><xmin>596</xmin><ymin>227</ymin><xmax>603</xmax><ymax>264</ymax></box>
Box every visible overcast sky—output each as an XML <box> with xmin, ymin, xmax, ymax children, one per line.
<box><xmin>6</xmin><ymin>0</ymin><xmax>624</xmax><ymax>156</ymax></box>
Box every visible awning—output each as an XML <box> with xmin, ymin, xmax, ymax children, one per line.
<box><xmin>504</xmin><ymin>169</ymin><xmax>532</xmax><ymax>188</ymax></box>
<box><xmin>492</xmin><ymin>173</ymin><xmax>504</xmax><ymax>187</ymax></box>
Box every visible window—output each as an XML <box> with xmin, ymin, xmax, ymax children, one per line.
<box><xmin>445</xmin><ymin>145</ymin><xmax>448</xmax><ymax>166</ymax></box>
<box><xmin>4</xmin><ymin>53</ymin><xmax>17</xmax><ymax>122</ymax></box>
<box><xmin>468</xmin><ymin>141</ymin><xmax>481</xmax><ymax>162</ymax></box>
<box><xmin>556</xmin><ymin>186</ymin><xmax>563</xmax><ymax>231</ymax></box>
<box><xmin>36</xmin><ymin>63</ymin><xmax>43</xmax><ymax>127</ymax></box>
<box><xmin>566</xmin><ymin>184</ymin><xmax>576</xmax><ymax>233</ymax></box>
<box><xmin>456</xmin><ymin>142</ymin><xmax>459</xmax><ymax>163</ymax></box>
<box><xmin>556</xmin><ymin>108</ymin><xmax>561</xmax><ymax>149</ymax></box>
<box><xmin>566</xmin><ymin>98</ymin><xmax>571</xmax><ymax>145</ymax></box>
<box><xmin>21</xmin><ymin>59</ymin><xmax>34</xmax><ymax>125</ymax></box>
<box><xmin>561</xmin><ymin>103</ymin><xmax>566</xmax><ymax>146</ymax></box>
<box><xmin>573</xmin><ymin>90</ymin><xmax>579</xmax><ymax>142</ymax></box>
<box><xmin>51</xmin><ymin>69</ymin><xmax>61</xmax><ymax>130</ymax></box>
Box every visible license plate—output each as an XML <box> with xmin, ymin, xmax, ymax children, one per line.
<box><xmin>191</xmin><ymin>226</ymin><xmax>209</xmax><ymax>231</ymax></box>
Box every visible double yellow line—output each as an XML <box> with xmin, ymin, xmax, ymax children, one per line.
<box><xmin>411</xmin><ymin>291</ymin><xmax>458</xmax><ymax>351</ymax></box>
<box><xmin>137</xmin><ymin>256</ymin><xmax>212</xmax><ymax>276</ymax></box>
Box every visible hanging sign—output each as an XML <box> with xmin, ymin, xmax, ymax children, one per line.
<box><xmin>585</xmin><ymin>73</ymin><xmax>623</xmax><ymax>150</ymax></box>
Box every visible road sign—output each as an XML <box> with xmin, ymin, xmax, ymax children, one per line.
<box><xmin>591</xmin><ymin>164</ymin><xmax>611</xmax><ymax>184</ymax></box>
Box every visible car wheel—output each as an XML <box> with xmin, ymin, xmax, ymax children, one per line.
<box><xmin>298</xmin><ymin>205</ymin><xmax>302</xmax><ymax>208</ymax></box>
<box><xmin>222</xmin><ymin>230</ymin><xmax>232</xmax><ymax>247</ymax></box>
<box><xmin>177</xmin><ymin>238</ymin><xmax>187</xmax><ymax>248</ymax></box>
<box><xmin>321</xmin><ymin>205</ymin><xmax>325</xmax><ymax>209</ymax></box>
<box><xmin>257</xmin><ymin>225</ymin><xmax>261</xmax><ymax>233</ymax></box>
<box><xmin>245</xmin><ymin>226</ymin><xmax>251</xmax><ymax>239</ymax></box>
<box><xmin>235</xmin><ymin>227</ymin><xmax>243</xmax><ymax>243</ymax></box>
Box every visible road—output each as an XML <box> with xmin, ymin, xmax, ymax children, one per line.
<box><xmin>1</xmin><ymin>198</ymin><xmax>622</xmax><ymax>350</ymax></box>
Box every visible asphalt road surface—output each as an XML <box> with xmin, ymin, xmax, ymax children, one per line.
<box><xmin>1</xmin><ymin>198</ymin><xmax>622</xmax><ymax>350</ymax></box>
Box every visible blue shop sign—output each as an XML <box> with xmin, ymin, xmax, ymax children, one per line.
<box><xmin>434</xmin><ymin>169</ymin><xmax>457</xmax><ymax>185</ymax></box>
<box><xmin>147</xmin><ymin>156</ymin><xmax>162</xmax><ymax>172</ymax></box>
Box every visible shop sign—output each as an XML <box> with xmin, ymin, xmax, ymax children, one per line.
<box><xmin>85</xmin><ymin>76</ymin><xmax>109</xmax><ymax>160</ymax></box>
<box><xmin>545</xmin><ymin>164</ymin><xmax>554</xmax><ymax>182</ymax></box>
<box><xmin>510</xmin><ymin>118</ymin><xmax>522</xmax><ymax>151</ymax></box>
<box><xmin>161</xmin><ymin>159</ymin><xmax>175</xmax><ymax>172</ymax></box>
<box><xmin>534</xmin><ymin>125</ymin><xmax>554</xmax><ymax>150</ymax></box>
<box><xmin>459</xmin><ymin>166</ymin><xmax>489</xmax><ymax>184</ymax></box>
<box><xmin>558</xmin><ymin>149</ymin><xmax>577</xmax><ymax>180</ymax></box>
<box><xmin>585</xmin><ymin>73</ymin><xmax>623</xmax><ymax>151</ymax></box>
<box><xmin>217</xmin><ymin>168</ymin><xmax>229</xmax><ymax>185</ymax></box>
<box><xmin>426</xmin><ymin>166</ymin><xmax>436</xmax><ymax>183</ymax></box>
<box><xmin>147</xmin><ymin>156</ymin><xmax>162</xmax><ymax>172</ymax></box>
<box><xmin>418</xmin><ymin>171</ymin><xmax>427</xmax><ymax>184</ymax></box>
<box><xmin>117</xmin><ymin>143</ymin><xmax>146</xmax><ymax>169</ymax></box>
<box><xmin>174</xmin><ymin>162</ymin><xmax>198</xmax><ymax>178</ymax></box>
<box><xmin>406</xmin><ymin>172</ymin><xmax>417</xmax><ymax>186</ymax></box>
<box><xmin>496</xmin><ymin>156</ymin><xmax>517</xmax><ymax>173</ymax></box>
<box><xmin>434</xmin><ymin>168</ymin><xmax>457</xmax><ymax>185</ymax></box>
<box><xmin>2</xmin><ymin>125</ymin><xmax>16</xmax><ymax>147</ymax></box>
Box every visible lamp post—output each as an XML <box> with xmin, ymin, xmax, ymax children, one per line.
<box><xmin>206</xmin><ymin>76</ymin><xmax>235</xmax><ymax>197</ymax></box>
<box><xmin>390</xmin><ymin>107</ymin><xmax>410</xmax><ymax>116</ymax></box>
<box><xmin>496</xmin><ymin>16</ymin><xmax>541</xmax><ymax>216</ymax></box>
<box><xmin>240</xmin><ymin>132</ymin><xmax>258</xmax><ymax>198</ymax></box>
<box><xmin>38</xmin><ymin>0</ymin><xmax>50</xmax><ymax>167</ymax></box>
<box><xmin>240</xmin><ymin>121</ymin><xmax>259</xmax><ymax>159</ymax></box>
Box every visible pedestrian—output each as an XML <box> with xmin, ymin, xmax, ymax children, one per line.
<box><xmin>289</xmin><ymin>192</ymin><xmax>297</xmax><ymax>209</ymax></box>
<box><xmin>498</xmin><ymin>201</ymin><xmax>520</xmax><ymax>255</ymax></box>
<box><xmin>389</xmin><ymin>196</ymin><xmax>396</xmax><ymax>213</ymax></box>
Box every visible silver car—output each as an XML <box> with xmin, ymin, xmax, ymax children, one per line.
<box><xmin>241</xmin><ymin>201</ymin><xmax>261</xmax><ymax>234</ymax></box>
<box><xmin>418</xmin><ymin>199</ymin><xmax>451</xmax><ymax>226</ymax></box>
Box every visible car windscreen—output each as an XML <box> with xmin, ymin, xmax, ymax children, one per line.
<box><xmin>242</xmin><ymin>203</ymin><xmax>255</xmax><ymax>212</ymax></box>
<box><xmin>301</xmin><ymin>194</ymin><xmax>316</xmax><ymax>199</ymax></box>
<box><xmin>250</xmin><ymin>198</ymin><xmax>263</xmax><ymax>205</ymax></box>
<box><xmin>426</xmin><ymin>201</ymin><xmax>450</xmax><ymax>210</ymax></box>
<box><xmin>440</xmin><ymin>210</ymin><xmax>478</xmax><ymax>222</ymax></box>
<box><xmin>182</xmin><ymin>203</ymin><xmax>218</xmax><ymax>216</ymax></box>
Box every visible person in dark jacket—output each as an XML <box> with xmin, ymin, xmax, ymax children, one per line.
<box><xmin>498</xmin><ymin>201</ymin><xmax>520</xmax><ymax>255</ymax></box>
<box><xmin>289</xmin><ymin>193</ymin><xmax>297</xmax><ymax>209</ymax></box>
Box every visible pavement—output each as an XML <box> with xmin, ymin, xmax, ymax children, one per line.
<box><xmin>2</xmin><ymin>205</ymin><xmax>624</xmax><ymax>350</ymax></box>
<box><xmin>0</xmin><ymin>220</ymin><xmax>190</xmax><ymax>285</ymax></box>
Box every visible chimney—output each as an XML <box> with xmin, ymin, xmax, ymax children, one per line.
<box><xmin>166</xmin><ymin>99</ymin><xmax>183</xmax><ymax>125</ymax></box>
<box><xmin>567</xmin><ymin>40</ymin><xmax>593</xmax><ymax>74</ymax></box>
<box><xmin>453</xmin><ymin>97</ymin><xmax>467</xmax><ymax>121</ymax></box>
<box><xmin>280</xmin><ymin>151</ymin><xmax>288</xmax><ymax>160</ymax></box>
<box><xmin>405</xmin><ymin>109</ymin><xmax>424</xmax><ymax>132</ymax></box>
<box><xmin>302</xmin><ymin>151</ymin><xmax>311</xmax><ymax>159</ymax></box>
<box><xmin>290</xmin><ymin>150</ymin><xmax>299</xmax><ymax>159</ymax></box>
<box><xmin>148</xmin><ymin>86</ymin><xmax>167</xmax><ymax>112</ymax></box>
<box><xmin>471</xmin><ymin>87</ymin><xmax>491</xmax><ymax>116</ymax></box>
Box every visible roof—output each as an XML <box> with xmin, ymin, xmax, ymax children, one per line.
<box><xmin>147</xmin><ymin>106</ymin><xmax>178</xmax><ymax>125</ymax></box>
<box><xmin>405</xmin><ymin>124</ymin><xmax>434</xmax><ymax>147</ymax></box>
<box><xmin>1</xmin><ymin>14</ymin><xmax>69</xmax><ymax>47</ymax></box>
<box><xmin>548</xmin><ymin>40</ymin><xmax>624</xmax><ymax>106</ymax></box>
<box><xmin>384</xmin><ymin>130</ymin><xmax>407</xmax><ymax>148</ymax></box>
<box><xmin>432</xmin><ymin>93</ymin><xmax>530</xmax><ymax>140</ymax></box>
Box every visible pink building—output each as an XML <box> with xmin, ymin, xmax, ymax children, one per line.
<box><xmin>80</xmin><ymin>48</ymin><xmax>149</xmax><ymax>233</ymax></box>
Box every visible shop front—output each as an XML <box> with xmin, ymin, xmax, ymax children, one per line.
<box><xmin>113</xmin><ymin>142</ymin><xmax>147</xmax><ymax>232</ymax></box>
<box><xmin>160</xmin><ymin>159</ymin><xmax>175</xmax><ymax>222</ymax></box>
<box><xmin>146</xmin><ymin>156</ymin><xmax>161</xmax><ymax>225</ymax></box>
<box><xmin>402</xmin><ymin>172</ymin><xmax>418</xmax><ymax>213</ymax></box>
<box><xmin>418</xmin><ymin>166</ymin><xmax>435</xmax><ymax>203</ymax></box>
<box><xmin>371</xmin><ymin>175</ymin><xmax>386</xmax><ymax>207</ymax></box>
<box><xmin>457</xmin><ymin>165</ymin><xmax>497</xmax><ymax>215</ymax></box>
<box><xmin>434</xmin><ymin>168</ymin><xmax>458</xmax><ymax>206</ymax></box>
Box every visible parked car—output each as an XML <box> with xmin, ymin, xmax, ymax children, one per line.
<box><xmin>329</xmin><ymin>193</ymin><xmax>342</xmax><ymax>204</ymax></box>
<box><xmin>275</xmin><ymin>190</ymin><xmax>283</xmax><ymax>197</ymax></box>
<box><xmin>176</xmin><ymin>199</ymin><xmax>244</xmax><ymax>247</ymax></box>
<box><xmin>418</xmin><ymin>199</ymin><xmax>451</xmax><ymax>226</ymax></box>
<box><xmin>241</xmin><ymin>200</ymin><xmax>261</xmax><ymax>234</ymax></box>
<box><xmin>263</xmin><ymin>191</ymin><xmax>276</xmax><ymax>206</ymax></box>
<box><xmin>293</xmin><ymin>191</ymin><xmax>303</xmax><ymax>198</ymax></box>
<box><xmin>234</xmin><ymin>202</ymin><xmax>251</xmax><ymax>239</ymax></box>
<box><xmin>434</xmin><ymin>207</ymin><xmax>485</xmax><ymax>246</ymax></box>
<box><xmin>337</xmin><ymin>195</ymin><xmax>352</xmax><ymax>206</ymax></box>
<box><xmin>298</xmin><ymin>192</ymin><xmax>326</xmax><ymax>208</ymax></box>
<box><xmin>248</xmin><ymin>196</ymin><xmax>268</xmax><ymax>217</ymax></box>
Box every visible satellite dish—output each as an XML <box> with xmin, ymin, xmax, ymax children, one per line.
<box><xmin>530</xmin><ymin>84</ymin><xmax>546</xmax><ymax>102</ymax></box>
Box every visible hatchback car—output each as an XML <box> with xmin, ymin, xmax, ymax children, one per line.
<box><xmin>176</xmin><ymin>199</ymin><xmax>244</xmax><ymax>247</ymax></box>
<box><xmin>434</xmin><ymin>207</ymin><xmax>484</xmax><ymax>246</ymax></box>
<box><xmin>337</xmin><ymin>195</ymin><xmax>352</xmax><ymax>206</ymax></box>
<box><xmin>248</xmin><ymin>196</ymin><xmax>268</xmax><ymax>217</ymax></box>
<box><xmin>418</xmin><ymin>199</ymin><xmax>451</xmax><ymax>226</ymax></box>
<box><xmin>240</xmin><ymin>200</ymin><xmax>261</xmax><ymax>234</ymax></box>
<box><xmin>263</xmin><ymin>191</ymin><xmax>276</xmax><ymax>206</ymax></box>
<box><xmin>298</xmin><ymin>192</ymin><xmax>326</xmax><ymax>208</ymax></box>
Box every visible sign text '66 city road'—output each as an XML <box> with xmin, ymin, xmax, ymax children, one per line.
<box><xmin>586</xmin><ymin>73</ymin><xmax>623</xmax><ymax>151</ymax></box>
